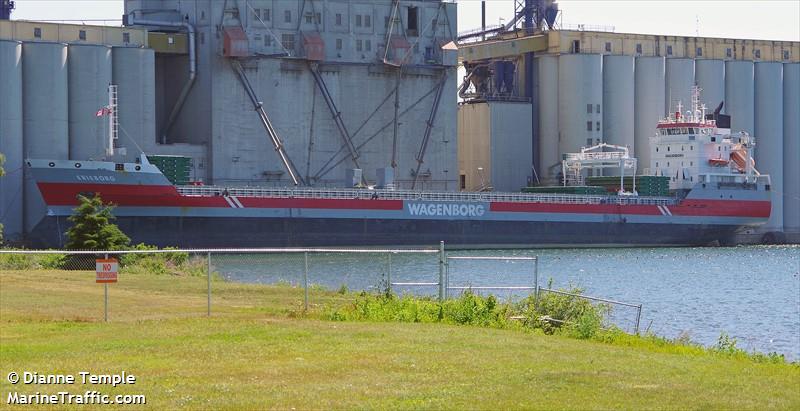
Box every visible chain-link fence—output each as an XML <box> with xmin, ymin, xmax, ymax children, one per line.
<box><xmin>1</xmin><ymin>246</ymin><xmax>644</xmax><ymax>333</ymax></box>
<box><xmin>0</xmin><ymin>246</ymin><xmax>443</xmax><ymax>321</ymax></box>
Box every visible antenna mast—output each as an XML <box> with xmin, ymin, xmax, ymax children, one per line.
<box><xmin>107</xmin><ymin>84</ymin><xmax>119</xmax><ymax>157</ymax></box>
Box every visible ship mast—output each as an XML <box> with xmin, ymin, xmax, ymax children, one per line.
<box><xmin>106</xmin><ymin>84</ymin><xmax>118</xmax><ymax>157</ymax></box>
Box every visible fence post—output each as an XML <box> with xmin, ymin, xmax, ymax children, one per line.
<box><xmin>387</xmin><ymin>252</ymin><xmax>392</xmax><ymax>295</ymax></box>
<box><xmin>304</xmin><ymin>252</ymin><xmax>309</xmax><ymax>312</ymax></box>
<box><xmin>635</xmin><ymin>304</ymin><xmax>642</xmax><ymax>335</ymax></box>
<box><xmin>104</xmin><ymin>253</ymin><xmax>109</xmax><ymax>322</ymax></box>
<box><xmin>534</xmin><ymin>257</ymin><xmax>539</xmax><ymax>301</ymax></box>
<box><xmin>207</xmin><ymin>251</ymin><xmax>211</xmax><ymax>317</ymax></box>
<box><xmin>444</xmin><ymin>257</ymin><xmax>449</xmax><ymax>300</ymax></box>
<box><xmin>438</xmin><ymin>241</ymin><xmax>445</xmax><ymax>302</ymax></box>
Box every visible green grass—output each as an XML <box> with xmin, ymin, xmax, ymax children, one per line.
<box><xmin>1</xmin><ymin>269</ymin><xmax>798</xmax><ymax>410</ymax></box>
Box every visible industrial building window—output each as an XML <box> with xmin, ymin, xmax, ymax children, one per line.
<box><xmin>336</xmin><ymin>13</ymin><xmax>342</xmax><ymax>26</ymax></box>
<box><xmin>696</xmin><ymin>47</ymin><xmax>702</xmax><ymax>56</ymax></box>
<box><xmin>605</xmin><ymin>42</ymin><xmax>611</xmax><ymax>52</ymax></box>
<box><xmin>79</xmin><ymin>30</ymin><xmax>86</xmax><ymax>40</ymax></box>
<box><xmin>264</xmin><ymin>9</ymin><xmax>270</xmax><ymax>21</ymax></box>
<box><xmin>754</xmin><ymin>49</ymin><xmax>761</xmax><ymax>59</ymax></box>
<box><xmin>586</xmin><ymin>138</ymin><xmax>593</xmax><ymax>146</ymax></box>
<box><xmin>34</xmin><ymin>27</ymin><xmax>42</xmax><ymax>38</ymax></box>
<box><xmin>572</xmin><ymin>40</ymin><xmax>580</xmax><ymax>53</ymax></box>
<box><xmin>253</xmin><ymin>8</ymin><xmax>260</xmax><ymax>20</ymax></box>
<box><xmin>284</xmin><ymin>10</ymin><xmax>291</xmax><ymax>23</ymax></box>
<box><xmin>365</xmin><ymin>40</ymin><xmax>371</xmax><ymax>51</ymax></box>
<box><xmin>282</xmin><ymin>33</ymin><xmax>295</xmax><ymax>50</ymax></box>
<box><xmin>726</xmin><ymin>48</ymin><xmax>732</xmax><ymax>58</ymax></box>
<box><xmin>636</xmin><ymin>43</ymin><xmax>642</xmax><ymax>54</ymax></box>
<box><xmin>385</xmin><ymin>16</ymin><xmax>390</xmax><ymax>28</ymax></box>
<box><xmin>356</xmin><ymin>15</ymin><xmax>362</xmax><ymax>27</ymax></box>
<box><xmin>365</xmin><ymin>15</ymin><xmax>371</xmax><ymax>27</ymax></box>
<box><xmin>596</xmin><ymin>104</ymin><xmax>600</xmax><ymax>113</ymax></box>
<box><xmin>784</xmin><ymin>50</ymin><xmax>791</xmax><ymax>60</ymax></box>
<box><xmin>199</xmin><ymin>32</ymin><xmax>205</xmax><ymax>44</ymax></box>
<box><xmin>587</xmin><ymin>104</ymin><xmax>592</xmax><ymax>114</ymax></box>
<box><xmin>315</xmin><ymin>13</ymin><xmax>322</xmax><ymax>24</ymax></box>
<box><xmin>586</xmin><ymin>121</ymin><xmax>593</xmax><ymax>131</ymax></box>
<box><xmin>122</xmin><ymin>32</ymin><xmax>130</xmax><ymax>43</ymax></box>
<box><xmin>336</xmin><ymin>38</ymin><xmax>342</xmax><ymax>50</ymax></box>
<box><xmin>264</xmin><ymin>35</ymin><xmax>272</xmax><ymax>47</ymax></box>
<box><xmin>666</xmin><ymin>45</ymin><xmax>673</xmax><ymax>56</ymax></box>
<box><xmin>596</xmin><ymin>121</ymin><xmax>600</xmax><ymax>131</ymax></box>
<box><xmin>305</xmin><ymin>13</ymin><xmax>313</xmax><ymax>24</ymax></box>
<box><xmin>460</xmin><ymin>175</ymin><xmax>466</xmax><ymax>190</ymax></box>
<box><xmin>407</xmin><ymin>6</ymin><xmax>419</xmax><ymax>36</ymax></box>
<box><xmin>356</xmin><ymin>39</ymin><xmax>363</xmax><ymax>51</ymax></box>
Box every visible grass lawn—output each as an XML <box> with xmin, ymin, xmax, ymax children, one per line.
<box><xmin>1</xmin><ymin>269</ymin><xmax>798</xmax><ymax>409</ymax></box>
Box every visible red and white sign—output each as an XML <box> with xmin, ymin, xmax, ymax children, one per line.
<box><xmin>96</xmin><ymin>258</ymin><xmax>118</xmax><ymax>283</ymax></box>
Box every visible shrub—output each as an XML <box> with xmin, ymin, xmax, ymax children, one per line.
<box><xmin>65</xmin><ymin>194</ymin><xmax>130</xmax><ymax>250</ymax></box>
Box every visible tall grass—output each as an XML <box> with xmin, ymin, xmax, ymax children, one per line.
<box><xmin>324</xmin><ymin>284</ymin><xmax>789</xmax><ymax>365</ymax></box>
<box><xmin>0</xmin><ymin>244</ymin><xmax>207</xmax><ymax>277</ymax></box>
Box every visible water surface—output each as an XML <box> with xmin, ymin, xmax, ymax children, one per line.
<box><xmin>216</xmin><ymin>245</ymin><xmax>800</xmax><ymax>360</ymax></box>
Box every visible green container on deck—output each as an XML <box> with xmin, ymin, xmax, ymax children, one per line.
<box><xmin>147</xmin><ymin>155</ymin><xmax>192</xmax><ymax>185</ymax></box>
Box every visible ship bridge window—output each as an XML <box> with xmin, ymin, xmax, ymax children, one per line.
<box><xmin>656</xmin><ymin>147</ymin><xmax>659</xmax><ymax>152</ymax></box>
<box><xmin>689</xmin><ymin>135</ymin><xmax>695</xmax><ymax>141</ymax></box>
<box><xmin>711</xmin><ymin>137</ymin><xmax>716</xmax><ymax>142</ymax></box>
<box><xmin>680</xmin><ymin>127</ymin><xmax>688</xmax><ymax>134</ymax></box>
<box><xmin>667</xmin><ymin>146</ymin><xmax>670</xmax><ymax>151</ymax></box>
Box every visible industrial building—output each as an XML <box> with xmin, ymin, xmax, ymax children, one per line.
<box><xmin>1</xmin><ymin>0</ymin><xmax>798</xmax><ymax>245</ymax></box>
<box><xmin>456</xmin><ymin>5</ymin><xmax>800</xmax><ymax>243</ymax></box>
<box><xmin>0</xmin><ymin>0</ymin><xmax>458</xmax><ymax>244</ymax></box>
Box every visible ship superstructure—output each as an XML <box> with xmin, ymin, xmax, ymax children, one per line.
<box><xmin>651</xmin><ymin>86</ymin><xmax>765</xmax><ymax>193</ymax></box>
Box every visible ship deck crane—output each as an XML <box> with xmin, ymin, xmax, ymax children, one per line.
<box><xmin>562</xmin><ymin>143</ymin><xmax>638</xmax><ymax>194</ymax></box>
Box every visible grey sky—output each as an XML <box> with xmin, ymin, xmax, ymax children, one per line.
<box><xmin>11</xmin><ymin>0</ymin><xmax>800</xmax><ymax>41</ymax></box>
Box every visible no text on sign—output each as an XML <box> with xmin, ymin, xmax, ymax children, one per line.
<box><xmin>96</xmin><ymin>258</ymin><xmax>118</xmax><ymax>283</ymax></box>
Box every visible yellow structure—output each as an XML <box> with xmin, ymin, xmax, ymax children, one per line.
<box><xmin>0</xmin><ymin>20</ymin><xmax>147</xmax><ymax>47</ymax></box>
<box><xmin>459</xmin><ymin>29</ymin><xmax>799</xmax><ymax>63</ymax></box>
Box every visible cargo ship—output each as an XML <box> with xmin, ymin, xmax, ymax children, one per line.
<box><xmin>25</xmin><ymin>88</ymin><xmax>772</xmax><ymax>248</ymax></box>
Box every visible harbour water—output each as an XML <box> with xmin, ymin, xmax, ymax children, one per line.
<box><xmin>216</xmin><ymin>245</ymin><xmax>800</xmax><ymax>360</ymax></box>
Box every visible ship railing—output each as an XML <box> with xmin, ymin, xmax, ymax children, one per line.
<box><xmin>176</xmin><ymin>186</ymin><xmax>677</xmax><ymax>206</ymax></box>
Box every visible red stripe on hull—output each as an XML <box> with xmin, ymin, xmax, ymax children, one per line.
<box><xmin>491</xmin><ymin>202</ymin><xmax>661</xmax><ymax>215</ymax></box>
<box><xmin>37</xmin><ymin>183</ymin><xmax>403</xmax><ymax>210</ymax></box>
<box><xmin>671</xmin><ymin>199</ymin><xmax>771</xmax><ymax>218</ymax></box>
<box><xmin>238</xmin><ymin>197</ymin><xmax>403</xmax><ymax>210</ymax></box>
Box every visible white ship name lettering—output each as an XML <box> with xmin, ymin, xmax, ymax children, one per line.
<box><xmin>407</xmin><ymin>202</ymin><xmax>486</xmax><ymax>217</ymax></box>
<box><xmin>76</xmin><ymin>175</ymin><xmax>116</xmax><ymax>182</ymax></box>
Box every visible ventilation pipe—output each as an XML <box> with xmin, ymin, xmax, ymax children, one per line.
<box><xmin>126</xmin><ymin>14</ymin><xmax>196</xmax><ymax>144</ymax></box>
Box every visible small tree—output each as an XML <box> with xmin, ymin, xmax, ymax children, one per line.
<box><xmin>65</xmin><ymin>194</ymin><xmax>130</xmax><ymax>250</ymax></box>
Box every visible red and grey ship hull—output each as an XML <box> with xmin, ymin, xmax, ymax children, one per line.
<box><xmin>24</xmin><ymin>159</ymin><xmax>771</xmax><ymax>248</ymax></box>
